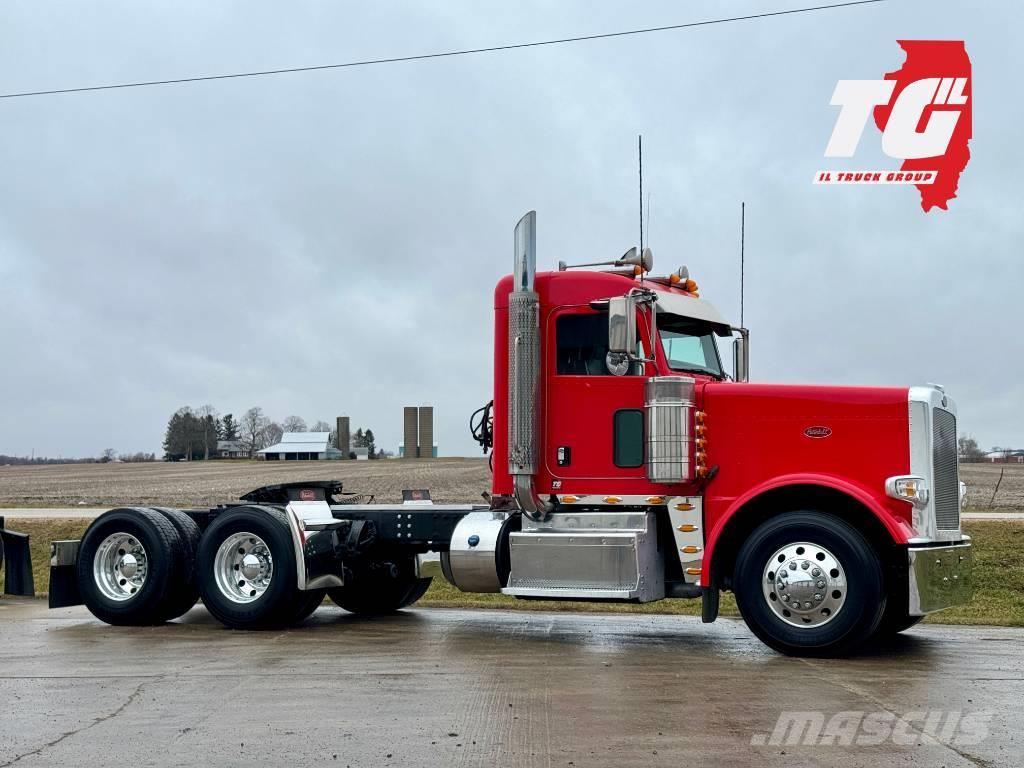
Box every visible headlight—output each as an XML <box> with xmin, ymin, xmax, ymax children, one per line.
<box><xmin>886</xmin><ymin>475</ymin><xmax>930</xmax><ymax>508</ymax></box>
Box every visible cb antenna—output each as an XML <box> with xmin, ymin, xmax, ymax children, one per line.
<box><xmin>638</xmin><ymin>135</ymin><xmax>644</xmax><ymax>253</ymax></box>
<box><xmin>740</xmin><ymin>201</ymin><xmax>746</xmax><ymax>328</ymax></box>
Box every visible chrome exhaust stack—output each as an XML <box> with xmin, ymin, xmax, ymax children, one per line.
<box><xmin>508</xmin><ymin>211</ymin><xmax>552</xmax><ymax>520</ymax></box>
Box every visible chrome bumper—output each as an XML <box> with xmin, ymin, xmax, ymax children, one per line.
<box><xmin>908</xmin><ymin>538</ymin><xmax>972</xmax><ymax>615</ymax></box>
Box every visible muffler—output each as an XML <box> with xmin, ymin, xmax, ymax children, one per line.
<box><xmin>508</xmin><ymin>211</ymin><xmax>552</xmax><ymax>520</ymax></box>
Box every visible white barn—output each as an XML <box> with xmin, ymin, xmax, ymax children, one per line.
<box><xmin>259</xmin><ymin>432</ymin><xmax>343</xmax><ymax>461</ymax></box>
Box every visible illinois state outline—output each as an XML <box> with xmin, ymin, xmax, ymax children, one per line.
<box><xmin>873</xmin><ymin>41</ymin><xmax>972</xmax><ymax>212</ymax></box>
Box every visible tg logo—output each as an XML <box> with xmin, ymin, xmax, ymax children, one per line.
<box><xmin>825</xmin><ymin>77</ymin><xmax>968</xmax><ymax>159</ymax></box>
<box><xmin>815</xmin><ymin>40</ymin><xmax>972</xmax><ymax>212</ymax></box>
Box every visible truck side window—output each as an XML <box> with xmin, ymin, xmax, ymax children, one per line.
<box><xmin>556</xmin><ymin>314</ymin><xmax>612</xmax><ymax>375</ymax></box>
<box><xmin>613</xmin><ymin>409</ymin><xmax>644</xmax><ymax>467</ymax></box>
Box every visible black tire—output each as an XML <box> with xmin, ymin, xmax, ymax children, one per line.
<box><xmin>290</xmin><ymin>589</ymin><xmax>327</xmax><ymax>623</ymax></box>
<box><xmin>876</xmin><ymin>599</ymin><xmax>924</xmax><ymax>636</ymax></box>
<box><xmin>328</xmin><ymin>557</ymin><xmax>431</xmax><ymax>614</ymax></box>
<box><xmin>77</xmin><ymin>507</ymin><xmax>185</xmax><ymax>626</ymax></box>
<box><xmin>733</xmin><ymin>511</ymin><xmax>886</xmax><ymax>657</ymax></box>
<box><xmin>150</xmin><ymin>507</ymin><xmax>201</xmax><ymax>621</ymax></box>
<box><xmin>197</xmin><ymin>505</ymin><xmax>305</xmax><ymax>629</ymax></box>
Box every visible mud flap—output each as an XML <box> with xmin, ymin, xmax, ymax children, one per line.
<box><xmin>48</xmin><ymin>540</ymin><xmax>83</xmax><ymax>608</ymax></box>
<box><xmin>0</xmin><ymin>517</ymin><xmax>35</xmax><ymax>597</ymax></box>
<box><xmin>701</xmin><ymin>585</ymin><xmax>720</xmax><ymax>623</ymax></box>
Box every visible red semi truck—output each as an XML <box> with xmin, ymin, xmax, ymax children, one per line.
<box><xmin>2</xmin><ymin>210</ymin><xmax>972</xmax><ymax>656</ymax></box>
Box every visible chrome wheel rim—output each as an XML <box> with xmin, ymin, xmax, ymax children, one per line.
<box><xmin>93</xmin><ymin>533</ymin><xmax>148</xmax><ymax>602</ymax></box>
<box><xmin>214</xmin><ymin>532</ymin><xmax>273</xmax><ymax>604</ymax></box>
<box><xmin>762</xmin><ymin>541</ymin><xmax>847</xmax><ymax>628</ymax></box>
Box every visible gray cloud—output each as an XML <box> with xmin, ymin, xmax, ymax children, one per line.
<box><xmin>0</xmin><ymin>0</ymin><xmax>1020</xmax><ymax>458</ymax></box>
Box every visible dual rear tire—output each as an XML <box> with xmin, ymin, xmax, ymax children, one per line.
<box><xmin>78</xmin><ymin>507</ymin><xmax>197</xmax><ymax>625</ymax></box>
<box><xmin>79</xmin><ymin>505</ymin><xmax>430</xmax><ymax>629</ymax></box>
<box><xmin>79</xmin><ymin>505</ymin><xmax>324</xmax><ymax>628</ymax></box>
<box><xmin>196</xmin><ymin>506</ymin><xmax>325</xmax><ymax>629</ymax></box>
<box><xmin>327</xmin><ymin>558</ymin><xmax>432</xmax><ymax>615</ymax></box>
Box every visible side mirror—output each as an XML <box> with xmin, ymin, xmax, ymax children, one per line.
<box><xmin>732</xmin><ymin>332</ymin><xmax>749</xmax><ymax>383</ymax></box>
<box><xmin>608</xmin><ymin>295</ymin><xmax>637</xmax><ymax>355</ymax></box>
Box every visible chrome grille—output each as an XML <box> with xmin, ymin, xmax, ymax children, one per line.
<box><xmin>932</xmin><ymin>408</ymin><xmax>960</xmax><ymax>530</ymax></box>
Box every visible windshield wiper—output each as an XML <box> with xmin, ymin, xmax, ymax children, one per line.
<box><xmin>669</xmin><ymin>365</ymin><xmax>724</xmax><ymax>379</ymax></box>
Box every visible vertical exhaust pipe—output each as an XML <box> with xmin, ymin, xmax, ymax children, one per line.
<box><xmin>508</xmin><ymin>211</ymin><xmax>552</xmax><ymax>520</ymax></box>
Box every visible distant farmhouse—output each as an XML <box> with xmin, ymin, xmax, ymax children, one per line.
<box><xmin>216</xmin><ymin>440</ymin><xmax>249</xmax><ymax>459</ymax></box>
<box><xmin>259</xmin><ymin>432</ymin><xmax>344</xmax><ymax>461</ymax></box>
<box><xmin>983</xmin><ymin>450</ymin><xmax>1024</xmax><ymax>464</ymax></box>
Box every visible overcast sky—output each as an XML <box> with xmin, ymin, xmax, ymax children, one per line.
<box><xmin>0</xmin><ymin>0</ymin><xmax>1020</xmax><ymax>458</ymax></box>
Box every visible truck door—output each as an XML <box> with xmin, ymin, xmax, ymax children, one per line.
<box><xmin>543</xmin><ymin>306</ymin><xmax>652</xmax><ymax>484</ymax></box>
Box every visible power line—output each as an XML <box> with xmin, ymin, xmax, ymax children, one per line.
<box><xmin>0</xmin><ymin>0</ymin><xmax>885</xmax><ymax>100</ymax></box>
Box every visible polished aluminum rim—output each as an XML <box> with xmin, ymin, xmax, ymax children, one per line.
<box><xmin>93</xmin><ymin>532</ymin><xmax>148</xmax><ymax>602</ymax></box>
<box><xmin>214</xmin><ymin>532</ymin><xmax>273</xmax><ymax>604</ymax></box>
<box><xmin>762</xmin><ymin>541</ymin><xmax>847</xmax><ymax>628</ymax></box>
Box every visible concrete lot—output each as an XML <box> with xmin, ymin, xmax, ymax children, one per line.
<box><xmin>0</xmin><ymin>601</ymin><xmax>1019</xmax><ymax>767</ymax></box>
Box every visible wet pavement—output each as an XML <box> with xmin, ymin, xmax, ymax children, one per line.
<box><xmin>0</xmin><ymin>600</ymin><xmax>1020</xmax><ymax>767</ymax></box>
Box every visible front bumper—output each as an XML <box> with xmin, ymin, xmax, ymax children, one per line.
<box><xmin>908</xmin><ymin>538</ymin><xmax>972</xmax><ymax>615</ymax></box>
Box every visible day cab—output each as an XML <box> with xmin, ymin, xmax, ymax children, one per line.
<box><xmin>462</xmin><ymin>210</ymin><xmax>971</xmax><ymax>655</ymax></box>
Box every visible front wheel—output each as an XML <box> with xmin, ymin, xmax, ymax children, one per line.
<box><xmin>875</xmin><ymin>597</ymin><xmax>923</xmax><ymax>637</ymax></box>
<box><xmin>733</xmin><ymin>512</ymin><xmax>886</xmax><ymax>657</ymax></box>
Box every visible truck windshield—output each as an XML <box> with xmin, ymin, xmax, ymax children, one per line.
<box><xmin>657</xmin><ymin>313</ymin><xmax>724</xmax><ymax>378</ymax></box>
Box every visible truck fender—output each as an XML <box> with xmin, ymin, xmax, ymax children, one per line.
<box><xmin>701</xmin><ymin>473</ymin><xmax>912</xmax><ymax>586</ymax></box>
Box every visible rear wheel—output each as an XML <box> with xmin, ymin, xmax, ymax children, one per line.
<box><xmin>328</xmin><ymin>557</ymin><xmax>431</xmax><ymax>614</ymax></box>
<box><xmin>77</xmin><ymin>508</ymin><xmax>184</xmax><ymax>625</ymax></box>
<box><xmin>150</xmin><ymin>507</ymin><xmax>201</xmax><ymax>621</ymax></box>
<box><xmin>197</xmin><ymin>506</ymin><xmax>312</xmax><ymax>629</ymax></box>
<box><xmin>733</xmin><ymin>512</ymin><xmax>886</xmax><ymax>657</ymax></box>
<box><xmin>290</xmin><ymin>589</ymin><xmax>327</xmax><ymax>622</ymax></box>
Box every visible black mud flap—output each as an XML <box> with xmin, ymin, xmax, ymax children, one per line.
<box><xmin>701</xmin><ymin>586</ymin><xmax>720</xmax><ymax>623</ymax></box>
<box><xmin>0</xmin><ymin>516</ymin><xmax>35</xmax><ymax>597</ymax></box>
<box><xmin>48</xmin><ymin>540</ymin><xmax>83</xmax><ymax>608</ymax></box>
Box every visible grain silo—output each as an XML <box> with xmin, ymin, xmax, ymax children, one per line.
<box><xmin>418</xmin><ymin>406</ymin><xmax>434</xmax><ymax>459</ymax></box>
<box><xmin>335</xmin><ymin>416</ymin><xmax>350</xmax><ymax>457</ymax></box>
<box><xmin>403</xmin><ymin>406</ymin><xmax>419</xmax><ymax>458</ymax></box>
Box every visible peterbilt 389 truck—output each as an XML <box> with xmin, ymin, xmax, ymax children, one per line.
<box><xmin>1</xmin><ymin>211</ymin><xmax>972</xmax><ymax>656</ymax></box>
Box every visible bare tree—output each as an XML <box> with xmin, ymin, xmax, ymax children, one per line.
<box><xmin>282</xmin><ymin>415</ymin><xmax>308</xmax><ymax>433</ymax></box>
<box><xmin>262</xmin><ymin>421</ymin><xmax>284</xmax><ymax>448</ymax></box>
<box><xmin>197</xmin><ymin>404</ymin><xmax>219</xmax><ymax>460</ymax></box>
<box><xmin>241</xmin><ymin>407</ymin><xmax>270</xmax><ymax>457</ymax></box>
<box><xmin>958</xmin><ymin>435</ymin><xmax>984</xmax><ymax>462</ymax></box>
<box><xmin>311</xmin><ymin>420</ymin><xmax>331</xmax><ymax>433</ymax></box>
<box><xmin>99</xmin><ymin>447</ymin><xmax>117</xmax><ymax>463</ymax></box>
